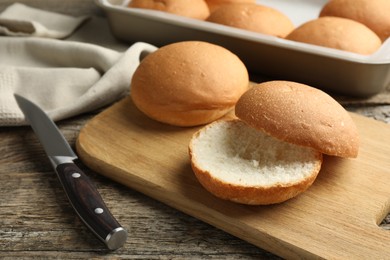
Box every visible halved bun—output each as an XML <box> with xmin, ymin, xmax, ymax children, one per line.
<box><xmin>319</xmin><ymin>0</ymin><xmax>390</xmax><ymax>42</ymax></box>
<box><xmin>189</xmin><ymin>119</ymin><xmax>323</xmax><ymax>205</ymax></box>
<box><xmin>206</xmin><ymin>3</ymin><xmax>294</xmax><ymax>38</ymax></box>
<box><xmin>130</xmin><ymin>41</ymin><xmax>249</xmax><ymax>127</ymax></box>
<box><xmin>189</xmin><ymin>80</ymin><xmax>359</xmax><ymax>205</ymax></box>
<box><xmin>235</xmin><ymin>81</ymin><xmax>360</xmax><ymax>158</ymax></box>
<box><xmin>128</xmin><ymin>0</ymin><xmax>210</xmax><ymax>20</ymax></box>
<box><xmin>286</xmin><ymin>17</ymin><xmax>381</xmax><ymax>55</ymax></box>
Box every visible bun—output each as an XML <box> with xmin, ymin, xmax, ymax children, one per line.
<box><xmin>205</xmin><ymin>0</ymin><xmax>256</xmax><ymax>12</ymax></box>
<box><xmin>189</xmin><ymin>80</ymin><xmax>359</xmax><ymax>205</ymax></box>
<box><xmin>319</xmin><ymin>0</ymin><xmax>390</xmax><ymax>42</ymax></box>
<box><xmin>235</xmin><ymin>81</ymin><xmax>360</xmax><ymax>158</ymax></box>
<box><xmin>128</xmin><ymin>0</ymin><xmax>210</xmax><ymax>20</ymax></box>
<box><xmin>130</xmin><ymin>41</ymin><xmax>249</xmax><ymax>127</ymax></box>
<box><xmin>286</xmin><ymin>17</ymin><xmax>381</xmax><ymax>55</ymax></box>
<box><xmin>189</xmin><ymin>119</ymin><xmax>323</xmax><ymax>205</ymax></box>
<box><xmin>206</xmin><ymin>3</ymin><xmax>294</xmax><ymax>38</ymax></box>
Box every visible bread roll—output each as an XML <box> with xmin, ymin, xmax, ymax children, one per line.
<box><xmin>235</xmin><ymin>81</ymin><xmax>360</xmax><ymax>158</ymax></box>
<box><xmin>206</xmin><ymin>3</ymin><xmax>294</xmax><ymax>38</ymax></box>
<box><xmin>205</xmin><ymin>0</ymin><xmax>256</xmax><ymax>12</ymax></box>
<box><xmin>189</xmin><ymin>119</ymin><xmax>323</xmax><ymax>205</ymax></box>
<box><xmin>128</xmin><ymin>0</ymin><xmax>210</xmax><ymax>20</ymax></box>
<box><xmin>189</xmin><ymin>80</ymin><xmax>359</xmax><ymax>205</ymax></box>
<box><xmin>286</xmin><ymin>17</ymin><xmax>381</xmax><ymax>55</ymax></box>
<box><xmin>130</xmin><ymin>41</ymin><xmax>249</xmax><ymax>127</ymax></box>
<box><xmin>319</xmin><ymin>0</ymin><xmax>390</xmax><ymax>42</ymax></box>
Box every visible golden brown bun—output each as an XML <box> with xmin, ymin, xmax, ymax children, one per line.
<box><xmin>319</xmin><ymin>0</ymin><xmax>390</xmax><ymax>42</ymax></box>
<box><xmin>286</xmin><ymin>17</ymin><xmax>382</xmax><ymax>55</ymax></box>
<box><xmin>206</xmin><ymin>3</ymin><xmax>294</xmax><ymax>38</ymax></box>
<box><xmin>128</xmin><ymin>0</ymin><xmax>210</xmax><ymax>20</ymax></box>
<box><xmin>130</xmin><ymin>41</ymin><xmax>249</xmax><ymax>127</ymax></box>
<box><xmin>189</xmin><ymin>119</ymin><xmax>323</xmax><ymax>205</ymax></box>
<box><xmin>235</xmin><ymin>81</ymin><xmax>360</xmax><ymax>158</ymax></box>
<box><xmin>205</xmin><ymin>0</ymin><xmax>256</xmax><ymax>12</ymax></box>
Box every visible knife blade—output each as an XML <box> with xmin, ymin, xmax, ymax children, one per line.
<box><xmin>14</xmin><ymin>94</ymin><xmax>127</xmax><ymax>250</ymax></box>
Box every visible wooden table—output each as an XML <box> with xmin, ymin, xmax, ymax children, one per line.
<box><xmin>1</xmin><ymin>1</ymin><xmax>389</xmax><ymax>259</ymax></box>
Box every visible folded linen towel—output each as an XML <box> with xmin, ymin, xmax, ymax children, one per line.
<box><xmin>0</xmin><ymin>37</ymin><xmax>157</xmax><ymax>126</ymax></box>
<box><xmin>0</xmin><ymin>3</ymin><xmax>89</xmax><ymax>38</ymax></box>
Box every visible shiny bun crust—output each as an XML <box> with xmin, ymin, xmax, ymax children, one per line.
<box><xmin>205</xmin><ymin>0</ymin><xmax>256</xmax><ymax>12</ymax></box>
<box><xmin>320</xmin><ymin>0</ymin><xmax>390</xmax><ymax>42</ymax></box>
<box><xmin>130</xmin><ymin>41</ymin><xmax>249</xmax><ymax>127</ymax></box>
<box><xmin>128</xmin><ymin>0</ymin><xmax>210</xmax><ymax>20</ymax></box>
<box><xmin>286</xmin><ymin>17</ymin><xmax>381</xmax><ymax>55</ymax></box>
<box><xmin>207</xmin><ymin>3</ymin><xmax>294</xmax><ymax>38</ymax></box>
<box><xmin>235</xmin><ymin>81</ymin><xmax>360</xmax><ymax>158</ymax></box>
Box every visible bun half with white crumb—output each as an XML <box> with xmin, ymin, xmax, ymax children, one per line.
<box><xmin>189</xmin><ymin>81</ymin><xmax>359</xmax><ymax>205</ymax></box>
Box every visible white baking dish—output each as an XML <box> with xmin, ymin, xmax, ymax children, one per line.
<box><xmin>96</xmin><ymin>0</ymin><xmax>390</xmax><ymax>97</ymax></box>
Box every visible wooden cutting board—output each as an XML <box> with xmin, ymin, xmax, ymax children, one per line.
<box><xmin>76</xmin><ymin>97</ymin><xmax>390</xmax><ymax>259</ymax></box>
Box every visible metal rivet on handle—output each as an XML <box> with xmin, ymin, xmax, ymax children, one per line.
<box><xmin>72</xmin><ymin>173</ymin><xmax>81</xmax><ymax>178</ymax></box>
<box><xmin>94</xmin><ymin>208</ymin><xmax>104</xmax><ymax>214</ymax></box>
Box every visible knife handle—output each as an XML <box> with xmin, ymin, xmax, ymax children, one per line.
<box><xmin>55</xmin><ymin>162</ymin><xmax>127</xmax><ymax>250</ymax></box>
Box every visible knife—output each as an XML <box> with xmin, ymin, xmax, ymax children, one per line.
<box><xmin>14</xmin><ymin>94</ymin><xmax>127</xmax><ymax>250</ymax></box>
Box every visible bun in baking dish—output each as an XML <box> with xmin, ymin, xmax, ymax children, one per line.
<box><xmin>235</xmin><ymin>81</ymin><xmax>360</xmax><ymax>158</ymax></box>
<box><xmin>286</xmin><ymin>17</ymin><xmax>382</xmax><ymax>55</ymax></box>
<box><xmin>206</xmin><ymin>3</ymin><xmax>295</xmax><ymax>38</ymax></box>
<box><xmin>130</xmin><ymin>41</ymin><xmax>249</xmax><ymax>127</ymax></box>
<box><xmin>189</xmin><ymin>80</ymin><xmax>359</xmax><ymax>205</ymax></box>
<box><xmin>128</xmin><ymin>0</ymin><xmax>210</xmax><ymax>20</ymax></box>
<box><xmin>189</xmin><ymin>119</ymin><xmax>323</xmax><ymax>205</ymax></box>
<box><xmin>205</xmin><ymin>0</ymin><xmax>256</xmax><ymax>12</ymax></box>
<box><xmin>319</xmin><ymin>0</ymin><xmax>390</xmax><ymax>42</ymax></box>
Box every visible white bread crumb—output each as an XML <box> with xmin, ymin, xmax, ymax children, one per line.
<box><xmin>189</xmin><ymin>119</ymin><xmax>323</xmax><ymax>205</ymax></box>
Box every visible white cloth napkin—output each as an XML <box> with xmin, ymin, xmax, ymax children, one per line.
<box><xmin>0</xmin><ymin>3</ymin><xmax>158</xmax><ymax>126</ymax></box>
<box><xmin>0</xmin><ymin>37</ymin><xmax>157</xmax><ymax>126</ymax></box>
<box><xmin>0</xmin><ymin>3</ymin><xmax>89</xmax><ymax>38</ymax></box>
